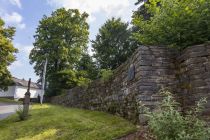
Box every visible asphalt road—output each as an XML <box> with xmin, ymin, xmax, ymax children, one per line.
<box><xmin>0</xmin><ymin>102</ymin><xmax>19</xmax><ymax>120</ymax></box>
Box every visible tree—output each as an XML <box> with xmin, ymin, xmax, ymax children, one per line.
<box><xmin>0</xmin><ymin>17</ymin><xmax>17</xmax><ymax>90</ymax></box>
<box><xmin>46</xmin><ymin>70</ymin><xmax>77</xmax><ymax>96</ymax></box>
<box><xmin>133</xmin><ymin>0</ymin><xmax>151</xmax><ymax>21</ymax></box>
<box><xmin>47</xmin><ymin>70</ymin><xmax>91</xmax><ymax>96</ymax></box>
<box><xmin>92</xmin><ymin>18</ymin><xmax>138</xmax><ymax>70</ymax></box>
<box><xmin>132</xmin><ymin>0</ymin><xmax>210</xmax><ymax>50</ymax></box>
<box><xmin>77</xmin><ymin>53</ymin><xmax>99</xmax><ymax>80</ymax></box>
<box><xmin>29</xmin><ymin>8</ymin><xmax>89</xmax><ymax>82</ymax></box>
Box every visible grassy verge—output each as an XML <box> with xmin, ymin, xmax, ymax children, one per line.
<box><xmin>0</xmin><ymin>98</ymin><xmax>21</xmax><ymax>104</ymax></box>
<box><xmin>0</xmin><ymin>104</ymin><xmax>136</xmax><ymax>140</ymax></box>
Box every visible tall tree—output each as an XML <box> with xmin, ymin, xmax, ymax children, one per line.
<box><xmin>92</xmin><ymin>18</ymin><xmax>138</xmax><ymax>70</ymax></box>
<box><xmin>132</xmin><ymin>0</ymin><xmax>210</xmax><ymax>50</ymax></box>
<box><xmin>29</xmin><ymin>8</ymin><xmax>89</xmax><ymax>81</ymax></box>
<box><xmin>0</xmin><ymin>17</ymin><xmax>17</xmax><ymax>90</ymax></box>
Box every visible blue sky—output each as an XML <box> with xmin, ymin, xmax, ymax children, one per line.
<box><xmin>0</xmin><ymin>0</ymin><xmax>138</xmax><ymax>82</ymax></box>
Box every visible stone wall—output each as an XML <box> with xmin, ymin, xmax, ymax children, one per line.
<box><xmin>176</xmin><ymin>44</ymin><xmax>210</xmax><ymax>114</ymax></box>
<box><xmin>51</xmin><ymin>44</ymin><xmax>210</xmax><ymax>123</ymax></box>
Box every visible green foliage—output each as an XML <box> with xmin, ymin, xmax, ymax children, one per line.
<box><xmin>29</xmin><ymin>8</ymin><xmax>89</xmax><ymax>81</ymax></box>
<box><xmin>92</xmin><ymin>17</ymin><xmax>138</xmax><ymax>70</ymax></box>
<box><xmin>100</xmin><ymin>69</ymin><xmax>113</xmax><ymax>82</ymax></box>
<box><xmin>135</xmin><ymin>0</ymin><xmax>145</xmax><ymax>5</ymax></box>
<box><xmin>47</xmin><ymin>70</ymin><xmax>91</xmax><ymax>96</ymax></box>
<box><xmin>133</xmin><ymin>0</ymin><xmax>152</xmax><ymax>21</ymax></box>
<box><xmin>0</xmin><ymin>17</ymin><xmax>17</xmax><ymax>90</ymax></box>
<box><xmin>140</xmin><ymin>90</ymin><xmax>210</xmax><ymax>140</ymax></box>
<box><xmin>76</xmin><ymin>77</ymin><xmax>91</xmax><ymax>87</ymax></box>
<box><xmin>0</xmin><ymin>98</ymin><xmax>21</xmax><ymax>104</ymax></box>
<box><xmin>77</xmin><ymin>53</ymin><xmax>99</xmax><ymax>80</ymax></box>
<box><xmin>76</xmin><ymin>70</ymin><xmax>91</xmax><ymax>87</ymax></box>
<box><xmin>16</xmin><ymin>106</ymin><xmax>28</xmax><ymax>121</ymax></box>
<box><xmin>133</xmin><ymin>0</ymin><xmax>210</xmax><ymax>50</ymax></box>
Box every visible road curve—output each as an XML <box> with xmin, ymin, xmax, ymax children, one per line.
<box><xmin>0</xmin><ymin>102</ymin><xmax>19</xmax><ymax>120</ymax></box>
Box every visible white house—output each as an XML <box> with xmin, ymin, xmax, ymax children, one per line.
<box><xmin>0</xmin><ymin>77</ymin><xmax>42</xmax><ymax>100</ymax></box>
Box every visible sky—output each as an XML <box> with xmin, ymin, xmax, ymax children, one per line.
<box><xmin>0</xmin><ymin>0</ymin><xmax>138</xmax><ymax>82</ymax></box>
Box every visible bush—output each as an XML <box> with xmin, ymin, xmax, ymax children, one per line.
<box><xmin>77</xmin><ymin>77</ymin><xmax>91</xmax><ymax>87</ymax></box>
<box><xmin>47</xmin><ymin>70</ymin><xmax>92</xmax><ymax>96</ymax></box>
<box><xmin>100</xmin><ymin>69</ymin><xmax>113</xmax><ymax>82</ymax></box>
<box><xmin>76</xmin><ymin>70</ymin><xmax>92</xmax><ymax>87</ymax></box>
<box><xmin>140</xmin><ymin>90</ymin><xmax>210</xmax><ymax>140</ymax></box>
<box><xmin>16</xmin><ymin>105</ymin><xmax>28</xmax><ymax>121</ymax></box>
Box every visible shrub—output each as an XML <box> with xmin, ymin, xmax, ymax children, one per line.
<box><xmin>140</xmin><ymin>90</ymin><xmax>210</xmax><ymax>140</ymax></box>
<box><xmin>76</xmin><ymin>70</ymin><xmax>92</xmax><ymax>87</ymax></box>
<box><xmin>47</xmin><ymin>70</ymin><xmax>92</xmax><ymax>96</ymax></box>
<box><xmin>100</xmin><ymin>69</ymin><xmax>113</xmax><ymax>82</ymax></box>
<box><xmin>77</xmin><ymin>77</ymin><xmax>91</xmax><ymax>87</ymax></box>
<box><xmin>16</xmin><ymin>105</ymin><xmax>28</xmax><ymax>121</ymax></box>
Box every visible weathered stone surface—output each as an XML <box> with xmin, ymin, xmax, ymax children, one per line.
<box><xmin>176</xmin><ymin>44</ymin><xmax>210</xmax><ymax>113</ymax></box>
<box><xmin>51</xmin><ymin>44</ymin><xmax>210</xmax><ymax>124</ymax></box>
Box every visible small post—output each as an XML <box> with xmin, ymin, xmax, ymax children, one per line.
<box><xmin>23</xmin><ymin>78</ymin><xmax>31</xmax><ymax>119</ymax></box>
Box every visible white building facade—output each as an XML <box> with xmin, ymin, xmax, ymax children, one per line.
<box><xmin>0</xmin><ymin>78</ymin><xmax>42</xmax><ymax>100</ymax></box>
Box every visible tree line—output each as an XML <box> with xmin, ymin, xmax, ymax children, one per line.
<box><xmin>1</xmin><ymin>0</ymin><xmax>210</xmax><ymax>96</ymax></box>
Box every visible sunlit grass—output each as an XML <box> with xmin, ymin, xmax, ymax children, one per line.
<box><xmin>0</xmin><ymin>104</ymin><xmax>136</xmax><ymax>140</ymax></box>
<box><xmin>17</xmin><ymin>129</ymin><xmax>58</xmax><ymax>140</ymax></box>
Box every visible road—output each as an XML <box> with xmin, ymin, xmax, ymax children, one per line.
<box><xmin>0</xmin><ymin>102</ymin><xmax>19</xmax><ymax>120</ymax></box>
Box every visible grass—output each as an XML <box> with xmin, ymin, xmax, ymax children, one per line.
<box><xmin>0</xmin><ymin>98</ymin><xmax>21</xmax><ymax>104</ymax></box>
<box><xmin>0</xmin><ymin>104</ymin><xmax>136</xmax><ymax>140</ymax></box>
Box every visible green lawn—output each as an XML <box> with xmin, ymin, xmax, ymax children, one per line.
<box><xmin>0</xmin><ymin>104</ymin><xmax>136</xmax><ymax>140</ymax></box>
<box><xmin>0</xmin><ymin>98</ymin><xmax>22</xmax><ymax>104</ymax></box>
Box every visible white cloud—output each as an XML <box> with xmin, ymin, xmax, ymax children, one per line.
<box><xmin>7</xmin><ymin>43</ymin><xmax>34</xmax><ymax>75</ymax></box>
<box><xmin>0</xmin><ymin>12</ymin><xmax>25</xmax><ymax>29</ymax></box>
<box><xmin>47</xmin><ymin>0</ymin><xmax>137</xmax><ymax>22</ymax></box>
<box><xmin>22</xmin><ymin>46</ymin><xmax>33</xmax><ymax>56</ymax></box>
<box><xmin>9</xmin><ymin>0</ymin><xmax>21</xmax><ymax>8</ymax></box>
<box><xmin>15</xmin><ymin>43</ymin><xmax>33</xmax><ymax>56</ymax></box>
<box><xmin>8</xmin><ymin>60</ymin><xmax>23</xmax><ymax>70</ymax></box>
<box><xmin>2</xmin><ymin>12</ymin><xmax>26</xmax><ymax>29</ymax></box>
<box><xmin>17</xmin><ymin>23</ymin><xmax>26</xmax><ymax>29</ymax></box>
<box><xmin>3</xmin><ymin>12</ymin><xmax>22</xmax><ymax>23</ymax></box>
<box><xmin>0</xmin><ymin>0</ymin><xmax>25</xmax><ymax>29</ymax></box>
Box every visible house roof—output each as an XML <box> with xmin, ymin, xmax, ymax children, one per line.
<box><xmin>12</xmin><ymin>77</ymin><xmax>41</xmax><ymax>89</ymax></box>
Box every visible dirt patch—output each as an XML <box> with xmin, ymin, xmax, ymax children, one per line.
<box><xmin>117</xmin><ymin>127</ymin><xmax>155</xmax><ymax>140</ymax></box>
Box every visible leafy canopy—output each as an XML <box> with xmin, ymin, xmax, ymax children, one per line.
<box><xmin>0</xmin><ymin>17</ymin><xmax>17</xmax><ymax>90</ymax></box>
<box><xmin>92</xmin><ymin>18</ymin><xmax>138</xmax><ymax>70</ymax></box>
<box><xmin>29</xmin><ymin>8</ymin><xmax>89</xmax><ymax>82</ymax></box>
<box><xmin>133</xmin><ymin>0</ymin><xmax>210</xmax><ymax>50</ymax></box>
<box><xmin>77</xmin><ymin>53</ymin><xmax>99</xmax><ymax>80</ymax></box>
